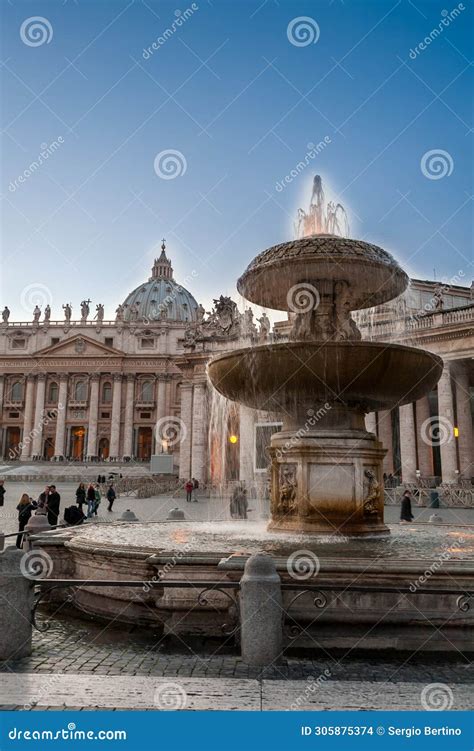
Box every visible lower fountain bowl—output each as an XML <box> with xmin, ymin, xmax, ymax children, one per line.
<box><xmin>207</xmin><ymin>341</ymin><xmax>443</xmax><ymax>413</ymax></box>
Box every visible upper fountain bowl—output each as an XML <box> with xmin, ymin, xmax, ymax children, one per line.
<box><xmin>237</xmin><ymin>234</ymin><xmax>409</xmax><ymax>311</ymax></box>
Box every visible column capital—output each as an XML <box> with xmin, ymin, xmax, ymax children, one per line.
<box><xmin>126</xmin><ymin>373</ymin><xmax>135</xmax><ymax>383</ymax></box>
<box><xmin>59</xmin><ymin>374</ymin><xmax>69</xmax><ymax>384</ymax></box>
<box><xmin>89</xmin><ymin>373</ymin><xmax>101</xmax><ymax>383</ymax></box>
<box><xmin>36</xmin><ymin>372</ymin><xmax>47</xmax><ymax>382</ymax></box>
<box><xmin>113</xmin><ymin>372</ymin><xmax>123</xmax><ymax>382</ymax></box>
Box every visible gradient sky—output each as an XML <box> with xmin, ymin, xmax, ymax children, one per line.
<box><xmin>1</xmin><ymin>0</ymin><xmax>472</xmax><ymax>321</ymax></box>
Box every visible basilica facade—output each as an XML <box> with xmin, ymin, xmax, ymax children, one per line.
<box><xmin>0</xmin><ymin>242</ymin><xmax>472</xmax><ymax>487</ymax></box>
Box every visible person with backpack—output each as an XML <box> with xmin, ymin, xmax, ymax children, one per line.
<box><xmin>106</xmin><ymin>484</ymin><xmax>116</xmax><ymax>512</ymax></box>
<box><xmin>192</xmin><ymin>477</ymin><xmax>199</xmax><ymax>503</ymax></box>
<box><xmin>185</xmin><ymin>479</ymin><xmax>193</xmax><ymax>503</ymax></box>
<box><xmin>16</xmin><ymin>494</ymin><xmax>35</xmax><ymax>548</ymax></box>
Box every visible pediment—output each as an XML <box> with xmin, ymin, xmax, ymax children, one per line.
<box><xmin>34</xmin><ymin>334</ymin><xmax>124</xmax><ymax>358</ymax></box>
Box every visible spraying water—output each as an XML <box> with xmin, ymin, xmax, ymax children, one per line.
<box><xmin>295</xmin><ymin>175</ymin><xmax>350</xmax><ymax>238</ymax></box>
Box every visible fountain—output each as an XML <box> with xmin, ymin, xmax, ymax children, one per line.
<box><xmin>208</xmin><ymin>176</ymin><xmax>443</xmax><ymax>537</ymax></box>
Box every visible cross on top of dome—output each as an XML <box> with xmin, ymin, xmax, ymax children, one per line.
<box><xmin>150</xmin><ymin>239</ymin><xmax>173</xmax><ymax>280</ymax></box>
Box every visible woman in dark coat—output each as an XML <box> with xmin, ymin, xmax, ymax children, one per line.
<box><xmin>400</xmin><ymin>489</ymin><xmax>414</xmax><ymax>523</ymax></box>
<box><xmin>75</xmin><ymin>483</ymin><xmax>86</xmax><ymax>511</ymax></box>
<box><xmin>16</xmin><ymin>494</ymin><xmax>36</xmax><ymax>548</ymax></box>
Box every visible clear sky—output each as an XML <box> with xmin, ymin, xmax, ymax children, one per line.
<box><xmin>1</xmin><ymin>0</ymin><xmax>472</xmax><ymax>320</ymax></box>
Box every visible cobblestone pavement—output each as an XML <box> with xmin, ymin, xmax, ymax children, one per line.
<box><xmin>1</xmin><ymin>614</ymin><xmax>473</xmax><ymax>686</ymax></box>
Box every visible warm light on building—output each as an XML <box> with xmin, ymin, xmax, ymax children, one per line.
<box><xmin>229</xmin><ymin>434</ymin><xmax>238</xmax><ymax>444</ymax></box>
<box><xmin>454</xmin><ymin>427</ymin><xmax>459</xmax><ymax>438</ymax></box>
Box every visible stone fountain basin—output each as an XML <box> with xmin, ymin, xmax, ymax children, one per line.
<box><xmin>208</xmin><ymin>341</ymin><xmax>443</xmax><ymax>413</ymax></box>
<box><xmin>237</xmin><ymin>235</ymin><xmax>409</xmax><ymax>310</ymax></box>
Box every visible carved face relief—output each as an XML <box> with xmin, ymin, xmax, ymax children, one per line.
<box><xmin>75</xmin><ymin>338</ymin><xmax>86</xmax><ymax>354</ymax></box>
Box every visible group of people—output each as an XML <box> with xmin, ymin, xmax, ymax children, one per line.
<box><xmin>6</xmin><ymin>480</ymin><xmax>117</xmax><ymax>549</ymax></box>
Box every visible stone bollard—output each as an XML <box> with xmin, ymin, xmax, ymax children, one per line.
<box><xmin>240</xmin><ymin>551</ymin><xmax>283</xmax><ymax>666</ymax></box>
<box><xmin>23</xmin><ymin>513</ymin><xmax>51</xmax><ymax>551</ymax></box>
<box><xmin>0</xmin><ymin>547</ymin><xmax>35</xmax><ymax>660</ymax></box>
<box><xmin>167</xmin><ymin>508</ymin><xmax>186</xmax><ymax>521</ymax></box>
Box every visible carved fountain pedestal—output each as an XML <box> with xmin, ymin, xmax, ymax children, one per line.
<box><xmin>208</xmin><ymin>230</ymin><xmax>443</xmax><ymax>538</ymax></box>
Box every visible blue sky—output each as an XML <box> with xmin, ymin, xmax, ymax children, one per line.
<box><xmin>1</xmin><ymin>0</ymin><xmax>472</xmax><ymax>320</ymax></box>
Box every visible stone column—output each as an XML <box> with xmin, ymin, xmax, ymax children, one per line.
<box><xmin>0</xmin><ymin>549</ymin><xmax>35</xmax><ymax>660</ymax></box>
<box><xmin>86</xmin><ymin>375</ymin><xmax>100</xmax><ymax>461</ymax></box>
<box><xmin>178</xmin><ymin>383</ymin><xmax>193</xmax><ymax>480</ymax></box>
<box><xmin>0</xmin><ymin>376</ymin><xmax>4</xmax><ymax>458</ymax></box>
<box><xmin>154</xmin><ymin>376</ymin><xmax>168</xmax><ymax>453</ymax></box>
<box><xmin>399</xmin><ymin>403</ymin><xmax>417</xmax><ymax>484</ymax></box>
<box><xmin>122</xmin><ymin>375</ymin><xmax>135</xmax><ymax>459</ymax></box>
<box><xmin>239</xmin><ymin>404</ymin><xmax>255</xmax><ymax>486</ymax></box>
<box><xmin>415</xmin><ymin>396</ymin><xmax>433</xmax><ymax>478</ymax></box>
<box><xmin>31</xmin><ymin>373</ymin><xmax>47</xmax><ymax>459</ymax></box>
<box><xmin>191</xmin><ymin>382</ymin><xmax>207</xmax><ymax>483</ymax></box>
<box><xmin>53</xmin><ymin>376</ymin><xmax>68</xmax><ymax>460</ymax></box>
<box><xmin>454</xmin><ymin>363</ymin><xmax>473</xmax><ymax>480</ymax></box>
<box><xmin>109</xmin><ymin>373</ymin><xmax>123</xmax><ymax>460</ymax></box>
<box><xmin>20</xmin><ymin>376</ymin><xmax>35</xmax><ymax>460</ymax></box>
<box><xmin>377</xmin><ymin>410</ymin><xmax>394</xmax><ymax>474</ymax></box>
<box><xmin>437</xmin><ymin>364</ymin><xmax>458</xmax><ymax>483</ymax></box>
<box><xmin>365</xmin><ymin>412</ymin><xmax>377</xmax><ymax>434</ymax></box>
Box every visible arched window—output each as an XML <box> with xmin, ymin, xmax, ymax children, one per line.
<box><xmin>141</xmin><ymin>381</ymin><xmax>153</xmax><ymax>402</ymax></box>
<box><xmin>74</xmin><ymin>380</ymin><xmax>87</xmax><ymax>401</ymax></box>
<box><xmin>11</xmin><ymin>381</ymin><xmax>23</xmax><ymax>401</ymax></box>
<box><xmin>102</xmin><ymin>381</ymin><xmax>112</xmax><ymax>403</ymax></box>
<box><xmin>48</xmin><ymin>382</ymin><xmax>58</xmax><ymax>403</ymax></box>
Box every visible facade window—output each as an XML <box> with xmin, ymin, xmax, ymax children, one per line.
<box><xmin>9</xmin><ymin>412</ymin><xmax>19</xmax><ymax>418</ymax></box>
<box><xmin>141</xmin><ymin>381</ymin><xmax>153</xmax><ymax>402</ymax></box>
<box><xmin>51</xmin><ymin>337</ymin><xmax>60</xmax><ymax>346</ymax></box>
<box><xmin>48</xmin><ymin>382</ymin><xmax>58</xmax><ymax>403</ymax></box>
<box><xmin>140</xmin><ymin>412</ymin><xmax>151</xmax><ymax>419</ymax></box>
<box><xmin>11</xmin><ymin>338</ymin><xmax>26</xmax><ymax>349</ymax></box>
<box><xmin>140</xmin><ymin>337</ymin><xmax>155</xmax><ymax>349</ymax></box>
<box><xmin>11</xmin><ymin>381</ymin><xmax>23</xmax><ymax>401</ymax></box>
<box><xmin>74</xmin><ymin>380</ymin><xmax>87</xmax><ymax>401</ymax></box>
<box><xmin>104</xmin><ymin>337</ymin><xmax>114</xmax><ymax>347</ymax></box>
<box><xmin>101</xmin><ymin>411</ymin><xmax>110</xmax><ymax>419</ymax></box>
<box><xmin>102</xmin><ymin>382</ymin><xmax>112</xmax><ymax>402</ymax></box>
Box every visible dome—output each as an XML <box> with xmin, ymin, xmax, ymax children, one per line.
<box><xmin>121</xmin><ymin>242</ymin><xmax>199</xmax><ymax>323</ymax></box>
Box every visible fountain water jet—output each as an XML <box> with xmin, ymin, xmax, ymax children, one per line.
<box><xmin>208</xmin><ymin>176</ymin><xmax>443</xmax><ymax>537</ymax></box>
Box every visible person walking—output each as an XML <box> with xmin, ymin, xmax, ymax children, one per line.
<box><xmin>400</xmin><ymin>489</ymin><xmax>414</xmax><ymax>523</ymax></box>
<box><xmin>230</xmin><ymin>484</ymin><xmax>248</xmax><ymax>519</ymax></box>
<box><xmin>46</xmin><ymin>485</ymin><xmax>61</xmax><ymax>527</ymax></box>
<box><xmin>0</xmin><ymin>480</ymin><xmax>5</xmax><ymax>507</ymax></box>
<box><xmin>16</xmin><ymin>494</ymin><xmax>35</xmax><ymax>548</ymax></box>
<box><xmin>185</xmin><ymin>479</ymin><xmax>193</xmax><ymax>503</ymax></box>
<box><xmin>106</xmin><ymin>484</ymin><xmax>116</xmax><ymax>512</ymax></box>
<box><xmin>92</xmin><ymin>484</ymin><xmax>101</xmax><ymax>516</ymax></box>
<box><xmin>192</xmin><ymin>477</ymin><xmax>199</xmax><ymax>503</ymax></box>
<box><xmin>75</xmin><ymin>482</ymin><xmax>86</xmax><ymax>512</ymax></box>
<box><xmin>86</xmin><ymin>483</ymin><xmax>96</xmax><ymax>518</ymax></box>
